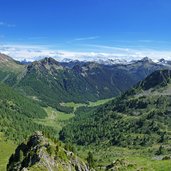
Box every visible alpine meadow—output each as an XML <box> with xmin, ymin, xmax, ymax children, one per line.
<box><xmin>1</xmin><ymin>0</ymin><xmax>171</xmax><ymax>171</ymax></box>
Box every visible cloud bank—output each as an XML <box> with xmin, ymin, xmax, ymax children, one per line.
<box><xmin>0</xmin><ymin>44</ymin><xmax>171</xmax><ymax>62</ymax></box>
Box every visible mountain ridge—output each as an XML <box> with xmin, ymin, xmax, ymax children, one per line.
<box><xmin>1</xmin><ymin>53</ymin><xmax>171</xmax><ymax>110</ymax></box>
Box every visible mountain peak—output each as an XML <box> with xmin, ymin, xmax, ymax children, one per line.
<box><xmin>138</xmin><ymin>57</ymin><xmax>153</xmax><ymax>63</ymax></box>
<box><xmin>40</xmin><ymin>57</ymin><xmax>60</xmax><ymax>65</ymax></box>
<box><xmin>27</xmin><ymin>57</ymin><xmax>63</xmax><ymax>73</ymax></box>
<box><xmin>7</xmin><ymin>132</ymin><xmax>90</xmax><ymax>171</ymax></box>
<box><xmin>159</xmin><ymin>58</ymin><xmax>166</xmax><ymax>63</ymax></box>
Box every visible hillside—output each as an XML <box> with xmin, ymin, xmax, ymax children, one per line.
<box><xmin>59</xmin><ymin>70</ymin><xmax>171</xmax><ymax>148</ymax></box>
<box><xmin>0</xmin><ymin>53</ymin><xmax>24</xmax><ymax>72</ymax></box>
<box><xmin>14</xmin><ymin>57</ymin><xmax>171</xmax><ymax>108</ymax></box>
<box><xmin>0</xmin><ymin>83</ymin><xmax>56</xmax><ymax>143</ymax></box>
<box><xmin>7</xmin><ymin>131</ymin><xmax>90</xmax><ymax>171</ymax></box>
<box><xmin>0</xmin><ymin>53</ymin><xmax>25</xmax><ymax>86</ymax></box>
<box><xmin>0</xmin><ymin>54</ymin><xmax>170</xmax><ymax>110</ymax></box>
<box><xmin>16</xmin><ymin>57</ymin><xmax>99</xmax><ymax>108</ymax></box>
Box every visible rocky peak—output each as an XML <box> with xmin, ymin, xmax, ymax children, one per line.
<box><xmin>26</xmin><ymin>131</ymin><xmax>44</xmax><ymax>148</ymax></box>
<box><xmin>27</xmin><ymin>57</ymin><xmax>63</xmax><ymax>73</ymax></box>
<box><xmin>158</xmin><ymin>58</ymin><xmax>171</xmax><ymax>65</ymax></box>
<box><xmin>7</xmin><ymin>132</ymin><xmax>91</xmax><ymax>171</ymax></box>
<box><xmin>40</xmin><ymin>57</ymin><xmax>60</xmax><ymax>66</ymax></box>
<box><xmin>140</xmin><ymin>57</ymin><xmax>153</xmax><ymax>63</ymax></box>
<box><xmin>159</xmin><ymin>58</ymin><xmax>166</xmax><ymax>63</ymax></box>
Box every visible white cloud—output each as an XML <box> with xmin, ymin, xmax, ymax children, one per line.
<box><xmin>0</xmin><ymin>21</ymin><xmax>16</xmax><ymax>28</ymax></box>
<box><xmin>0</xmin><ymin>44</ymin><xmax>171</xmax><ymax>62</ymax></box>
<box><xmin>74</xmin><ymin>36</ymin><xmax>99</xmax><ymax>41</ymax></box>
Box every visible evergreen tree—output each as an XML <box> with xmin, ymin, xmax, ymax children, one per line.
<box><xmin>87</xmin><ymin>151</ymin><xmax>94</xmax><ymax>168</ymax></box>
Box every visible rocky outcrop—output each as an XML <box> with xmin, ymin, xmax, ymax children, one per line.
<box><xmin>105</xmin><ymin>159</ymin><xmax>135</xmax><ymax>170</ymax></box>
<box><xmin>7</xmin><ymin>131</ymin><xmax>90</xmax><ymax>171</ymax></box>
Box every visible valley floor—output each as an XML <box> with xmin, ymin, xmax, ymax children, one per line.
<box><xmin>34</xmin><ymin>98</ymin><xmax>114</xmax><ymax>136</ymax></box>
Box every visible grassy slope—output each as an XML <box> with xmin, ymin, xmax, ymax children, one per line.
<box><xmin>0</xmin><ymin>133</ymin><xmax>16</xmax><ymax>171</ymax></box>
<box><xmin>35</xmin><ymin>107</ymin><xmax>75</xmax><ymax>136</ymax></box>
<box><xmin>62</xmin><ymin>97</ymin><xmax>114</xmax><ymax>112</ymax></box>
<box><xmin>76</xmin><ymin>145</ymin><xmax>171</xmax><ymax>171</ymax></box>
<box><xmin>0</xmin><ymin>59</ymin><xmax>24</xmax><ymax>74</ymax></box>
<box><xmin>0</xmin><ymin>59</ymin><xmax>25</xmax><ymax>87</ymax></box>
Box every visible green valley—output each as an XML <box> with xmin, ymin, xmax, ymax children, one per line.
<box><xmin>1</xmin><ymin>1</ymin><xmax>171</xmax><ymax>170</ymax></box>
<box><xmin>1</xmin><ymin>54</ymin><xmax>171</xmax><ymax>170</ymax></box>
<box><xmin>34</xmin><ymin>98</ymin><xmax>115</xmax><ymax>136</ymax></box>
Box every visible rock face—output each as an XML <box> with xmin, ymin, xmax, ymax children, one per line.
<box><xmin>7</xmin><ymin>132</ymin><xmax>90</xmax><ymax>171</ymax></box>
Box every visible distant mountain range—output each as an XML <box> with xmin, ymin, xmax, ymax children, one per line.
<box><xmin>21</xmin><ymin>56</ymin><xmax>171</xmax><ymax>66</ymax></box>
<box><xmin>1</xmin><ymin>53</ymin><xmax>171</xmax><ymax>111</ymax></box>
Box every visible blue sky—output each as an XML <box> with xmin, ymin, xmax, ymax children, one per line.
<box><xmin>1</xmin><ymin>0</ymin><xmax>171</xmax><ymax>61</ymax></box>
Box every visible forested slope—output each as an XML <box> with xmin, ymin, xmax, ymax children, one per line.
<box><xmin>0</xmin><ymin>83</ymin><xmax>56</xmax><ymax>143</ymax></box>
<box><xmin>59</xmin><ymin>70</ymin><xmax>171</xmax><ymax>147</ymax></box>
